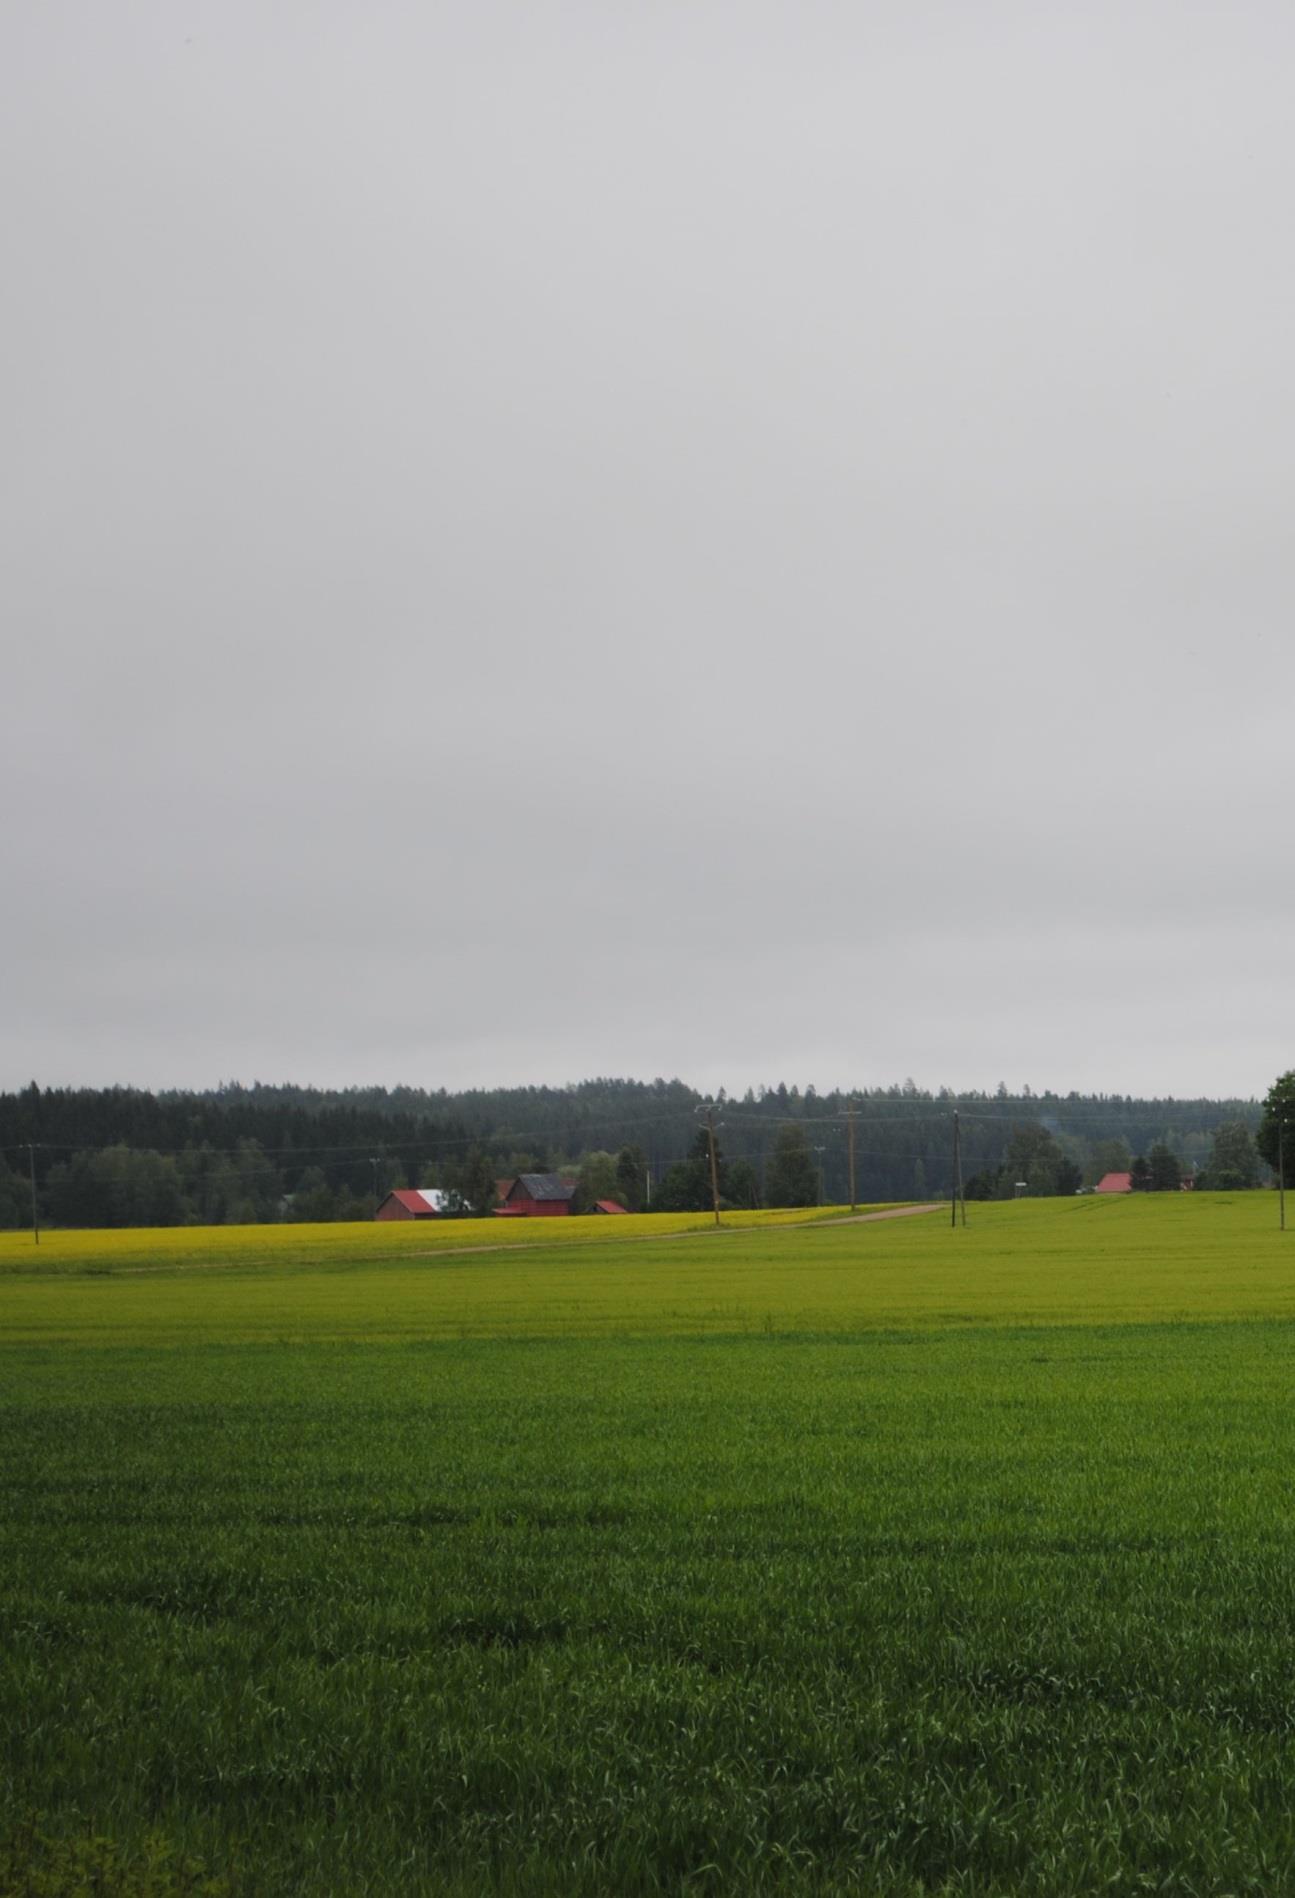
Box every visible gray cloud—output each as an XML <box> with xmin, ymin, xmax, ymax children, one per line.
<box><xmin>4</xmin><ymin>2</ymin><xmax>1292</xmax><ymax>1099</ymax></box>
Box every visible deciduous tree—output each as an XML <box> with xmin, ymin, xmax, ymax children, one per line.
<box><xmin>655</xmin><ymin>1131</ymin><xmax>720</xmax><ymax>1212</ymax></box>
<box><xmin>288</xmin><ymin>1167</ymin><xmax>337</xmax><ymax>1222</ymax></box>
<box><xmin>998</xmin><ymin>1124</ymin><xmax>1080</xmax><ymax>1199</ymax></box>
<box><xmin>572</xmin><ymin>1150</ymin><xmax>620</xmax><ymax>1214</ymax></box>
<box><xmin>725</xmin><ymin>1157</ymin><xmax>761</xmax><ymax>1210</ymax></box>
<box><xmin>1202</xmin><ymin>1120</ymin><xmax>1259</xmax><ymax>1190</ymax></box>
<box><xmin>1257</xmin><ymin>1073</ymin><xmax>1295</xmax><ymax>1187</ymax></box>
<box><xmin>1086</xmin><ymin>1137</ymin><xmax>1132</xmax><ymax>1186</ymax></box>
<box><xmin>452</xmin><ymin>1147</ymin><xmax>498</xmax><ymax>1216</ymax></box>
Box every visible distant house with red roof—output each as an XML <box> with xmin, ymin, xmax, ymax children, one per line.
<box><xmin>593</xmin><ymin>1199</ymin><xmax>628</xmax><ymax>1214</ymax></box>
<box><xmin>1094</xmin><ymin>1172</ymin><xmax>1133</xmax><ymax>1194</ymax></box>
<box><xmin>375</xmin><ymin>1187</ymin><xmax>450</xmax><ymax>1221</ymax></box>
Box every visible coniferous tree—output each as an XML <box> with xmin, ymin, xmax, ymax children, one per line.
<box><xmin>1148</xmin><ymin>1143</ymin><xmax>1182</xmax><ymax>1192</ymax></box>
<box><xmin>764</xmin><ymin>1124</ymin><xmax>819</xmax><ymax>1208</ymax></box>
<box><xmin>0</xmin><ymin>1078</ymin><xmax>1268</xmax><ymax>1226</ymax></box>
<box><xmin>0</xmin><ymin>1164</ymin><xmax>26</xmax><ymax>1229</ymax></box>
<box><xmin>614</xmin><ymin>1145</ymin><xmax>648</xmax><ymax>1212</ymax></box>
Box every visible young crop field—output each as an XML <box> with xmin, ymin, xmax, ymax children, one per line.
<box><xmin>5</xmin><ymin>1195</ymin><xmax>1295</xmax><ymax>1894</ymax></box>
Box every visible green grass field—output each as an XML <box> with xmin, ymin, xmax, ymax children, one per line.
<box><xmin>5</xmin><ymin>1195</ymin><xmax>1295</xmax><ymax>1894</ymax></box>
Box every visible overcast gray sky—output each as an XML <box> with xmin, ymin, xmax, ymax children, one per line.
<box><xmin>3</xmin><ymin>2</ymin><xmax>1291</xmax><ymax>1101</ymax></box>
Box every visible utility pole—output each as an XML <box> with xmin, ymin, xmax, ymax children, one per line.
<box><xmin>950</xmin><ymin>1111</ymin><xmax>967</xmax><ymax>1228</ymax></box>
<box><xmin>704</xmin><ymin>1107</ymin><xmax>721</xmax><ymax>1228</ymax></box>
<box><xmin>1268</xmin><ymin>1116</ymin><xmax>1283</xmax><ymax>1237</ymax></box>
<box><xmin>847</xmin><ymin>1099</ymin><xmax>857</xmax><ymax>1213</ymax></box>
<box><xmin>369</xmin><ymin>1156</ymin><xmax>381</xmax><ymax>1208</ymax></box>
<box><xmin>814</xmin><ymin>1146</ymin><xmax>827</xmax><ymax>1206</ymax></box>
<box><xmin>26</xmin><ymin>1143</ymin><xmax>39</xmax><ymax>1246</ymax></box>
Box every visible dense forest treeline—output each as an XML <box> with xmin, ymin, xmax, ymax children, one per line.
<box><xmin>0</xmin><ymin>1078</ymin><xmax>1268</xmax><ymax>1229</ymax></box>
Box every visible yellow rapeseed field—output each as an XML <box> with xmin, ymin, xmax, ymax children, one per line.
<box><xmin>0</xmin><ymin>1202</ymin><xmax>880</xmax><ymax>1276</ymax></box>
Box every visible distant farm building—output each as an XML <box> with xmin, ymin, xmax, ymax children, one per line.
<box><xmin>496</xmin><ymin>1174</ymin><xmax>578</xmax><ymax>1217</ymax></box>
<box><xmin>375</xmin><ymin>1188</ymin><xmax>450</xmax><ymax>1221</ymax></box>
<box><xmin>593</xmin><ymin>1199</ymin><xmax>628</xmax><ymax>1214</ymax></box>
<box><xmin>1095</xmin><ymin>1172</ymin><xmax>1133</xmax><ymax>1194</ymax></box>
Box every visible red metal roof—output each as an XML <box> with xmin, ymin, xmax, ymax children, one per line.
<box><xmin>379</xmin><ymin>1188</ymin><xmax>449</xmax><ymax>1215</ymax></box>
<box><xmin>1094</xmin><ymin>1172</ymin><xmax>1133</xmax><ymax>1194</ymax></box>
<box><xmin>594</xmin><ymin>1199</ymin><xmax>628</xmax><ymax>1214</ymax></box>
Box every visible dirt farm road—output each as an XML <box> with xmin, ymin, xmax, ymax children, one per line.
<box><xmin>809</xmin><ymin>1203</ymin><xmax>943</xmax><ymax>1227</ymax></box>
<box><xmin>404</xmin><ymin>1202</ymin><xmax>944</xmax><ymax>1267</ymax></box>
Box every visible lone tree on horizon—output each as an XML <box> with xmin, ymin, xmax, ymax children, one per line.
<box><xmin>1257</xmin><ymin>1072</ymin><xmax>1295</xmax><ymax>1189</ymax></box>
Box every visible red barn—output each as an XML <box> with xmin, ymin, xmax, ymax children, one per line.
<box><xmin>1094</xmin><ymin>1172</ymin><xmax>1133</xmax><ymax>1194</ymax></box>
<box><xmin>496</xmin><ymin>1173</ymin><xmax>577</xmax><ymax>1216</ymax></box>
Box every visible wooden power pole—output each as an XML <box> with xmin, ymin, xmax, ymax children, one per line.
<box><xmin>704</xmin><ymin>1107</ymin><xmax>722</xmax><ymax>1228</ymax></box>
<box><xmin>26</xmin><ymin>1143</ymin><xmax>39</xmax><ymax>1246</ymax></box>
<box><xmin>1281</xmin><ymin>1118</ymin><xmax>1286</xmax><ymax>1234</ymax></box>
<box><xmin>847</xmin><ymin>1099</ymin><xmax>857</xmax><ymax>1213</ymax></box>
